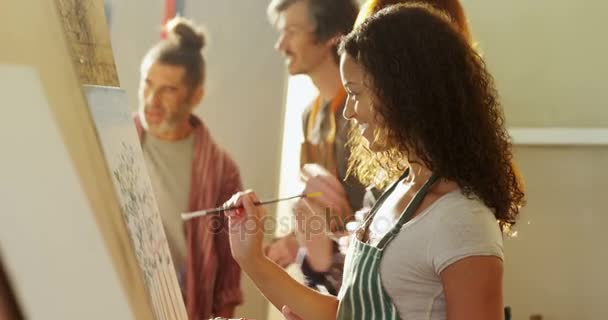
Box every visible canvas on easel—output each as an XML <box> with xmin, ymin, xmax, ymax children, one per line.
<box><xmin>83</xmin><ymin>85</ymin><xmax>187</xmax><ymax>319</ymax></box>
<box><xmin>0</xmin><ymin>0</ymin><xmax>186</xmax><ymax>319</ymax></box>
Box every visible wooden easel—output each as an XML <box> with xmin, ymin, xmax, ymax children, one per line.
<box><xmin>0</xmin><ymin>1</ymin><xmax>186</xmax><ymax>319</ymax></box>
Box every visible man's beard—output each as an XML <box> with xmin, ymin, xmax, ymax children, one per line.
<box><xmin>144</xmin><ymin>107</ymin><xmax>188</xmax><ymax>135</ymax></box>
<box><xmin>154</xmin><ymin>119</ymin><xmax>180</xmax><ymax>134</ymax></box>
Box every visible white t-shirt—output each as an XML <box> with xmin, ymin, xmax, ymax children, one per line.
<box><xmin>369</xmin><ymin>190</ymin><xmax>503</xmax><ymax>319</ymax></box>
<box><xmin>142</xmin><ymin>133</ymin><xmax>194</xmax><ymax>278</ymax></box>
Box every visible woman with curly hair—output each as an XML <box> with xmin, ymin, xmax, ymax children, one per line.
<box><xmin>355</xmin><ymin>0</ymin><xmax>524</xmax><ymax>189</ymax></box>
<box><xmin>225</xmin><ymin>4</ymin><xmax>524</xmax><ymax>320</ymax></box>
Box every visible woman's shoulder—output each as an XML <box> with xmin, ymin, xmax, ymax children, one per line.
<box><xmin>423</xmin><ymin>190</ymin><xmax>504</xmax><ymax>273</ymax></box>
<box><xmin>426</xmin><ymin>190</ymin><xmax>497</xmax><ymax>226</ymax></box>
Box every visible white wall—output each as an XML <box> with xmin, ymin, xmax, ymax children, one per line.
<box><xmin>107</xmin><ymin>1</ymin><xmax>287</xmax><ymax>318</ymax></box>
<box><xmin>463</xmin><ymin>0</ymin><xmax>608</xmax><ymax>127</ymax></box>
<box><xmin>505</xmin><ymin>147</ymin><xmax>608</xmax><ymax>320</ymax></box>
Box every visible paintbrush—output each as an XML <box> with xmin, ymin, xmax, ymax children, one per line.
<box><xmin>180</xmin><ymin>192</ymin><xmax>322</xmax><ymax>221</ymax></box>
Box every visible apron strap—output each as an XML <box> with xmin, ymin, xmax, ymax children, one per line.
<box><xmin>356</xmin><ymin>168</ymin><xmax>410</xmax><ymax>240</ymax></box>
<box><xmin>377</xmin><ymin>173</ymin><xmax>439</xmax><ymax>249</ymax></box>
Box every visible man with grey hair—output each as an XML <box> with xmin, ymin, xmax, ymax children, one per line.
<box><xmin>265</xmin><ymin>0</ymin><xmax>366</xmax><ymax>296</ymax></box>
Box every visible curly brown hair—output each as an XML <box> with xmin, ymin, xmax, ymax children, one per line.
<box><xmin>356</xmin><ymin>0</ymin><xmax>471</xmax><ymax>41</ymax></box>
<box><xmin>339</xmin><ymin>3</ymin><xmax>524</xmax><ymax>227</ymax></box>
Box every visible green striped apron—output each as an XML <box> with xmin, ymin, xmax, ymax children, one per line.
<box><xmin>336</xmin><ymin>172</ymin><xmax>439</xmax><ymax>320</ymax></box>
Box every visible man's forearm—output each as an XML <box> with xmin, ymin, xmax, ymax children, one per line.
<box><xmin>299</xmin><ymin>231</ymin><xmax>333</xmax><ymax>272</ymax></box>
